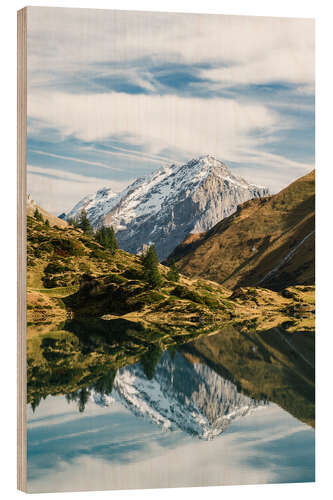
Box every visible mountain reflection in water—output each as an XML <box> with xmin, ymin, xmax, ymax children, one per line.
<box><xmin>26</xmin><ymin>320</ymin><xmax>315</xmax><ymax>492</ymax></box>
<box><xmin>27</xmin><ymin>319</ymin><xmax>314</xmax><ymax>430</ymax></box>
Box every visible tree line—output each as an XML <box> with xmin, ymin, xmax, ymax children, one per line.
<box><xmin>68</xmin><ymin>209</ymin><xmax>118</xmax><ymax>254</ymax></box>
<box><xmin>34</xmin><ymin>207</ymin><xmax>180</xmax><ymax>288</ymax></box>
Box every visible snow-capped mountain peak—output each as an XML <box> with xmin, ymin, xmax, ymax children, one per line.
<box><xmin>64</xmin><ymin>186</ymin><xmax>120</xmax><ymax>225</ymax></box>
<box><xmin>64</xmin><ymin>156</ymin><xmax>269</xmax><ymax>260</ymax></box>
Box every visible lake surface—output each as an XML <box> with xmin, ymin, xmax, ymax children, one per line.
<box><xmin>26</xmin><ymin>343</ymin><xmax>315</xmax><ymax>493</ymax></box>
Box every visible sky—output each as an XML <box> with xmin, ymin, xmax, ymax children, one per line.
<box><xmin>27</xmin><ymin>7</ymin><xmax>315</xmax><ymax>214</ymax></box>
<box><xmin>27</xmin><ymin>396</ymin><xmax>314</xmax><ymax>493</ymax></box>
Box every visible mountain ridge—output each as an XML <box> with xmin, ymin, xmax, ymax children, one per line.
<box><xmin>63</xmin><ymin>155</ymin><xmax>269</xmax><ymax>260</ymax></box>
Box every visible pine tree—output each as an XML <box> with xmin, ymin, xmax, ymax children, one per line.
<box><xmin>95</xmin><ymin>225</ymin><xmax>118</xmax><ymax>254</ymax></box>
<box><xmin>78</xmin><ymin>209</ymin><xmax>93</xmax><ymax>235</ymax></box>
<box><xmin>167</xmin><ymin>262</ymin><xmax>180</xmax><ymax>282</ymax></box>
<box><xmin>142</xmin><ymin>245</ymin><xmax>163</xmax><ymax>289</ymax></box>
<box><xmin>33</xmin><ymin>207</ymin><xmax>43</xmax><ymax>222</ymax></box>
<box><xmin>67</xmin><ymin>216</ymin><xmax>77</xmax><ymax>227</ymax></box>
<box><xmin>109</xmin><ymin>226</ymin><xmax>118</xmax><ymax>254</ymax></box>
<box><xmin>44</xmin><ymin>218</ymin><xmax>50</xmax><ymax>228</ymax></box>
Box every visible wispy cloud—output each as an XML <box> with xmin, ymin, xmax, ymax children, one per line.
<box><xmin>28</xmin><ymin>91</ymin><xmax>282</xmax><ymax>162</ymax></box>
<box><xmin>30</xmin><ymin>149</ymin><xmax>119</xmax><ymax>170</ymax></box>
<box><xmin>82</xmin><ymin>143</ymin><xmax>178</xmax><ymax>166</ymax></box>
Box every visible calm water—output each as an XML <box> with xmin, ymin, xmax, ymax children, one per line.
<box><xmin>27</xmin><ymin>347</ymin><xmax>315</xmax><ymax>493</ymax></box>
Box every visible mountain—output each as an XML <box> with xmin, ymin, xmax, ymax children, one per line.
<box><xmin>93</xmin><ymin>351</ymin><xmax>264</xmax><ymax>440</ymax></box>
<box><xmin>63</xmin><ymin>186</ymin><xmax>120</xmax><ymax>226</ymax></box>
<box><xmin>165</xmin><ymin>170</ymin><xmax>315</xmax><ymax>291</ymax></box>
<box><xmin>27</xmin><ymin>194</ymin><xmax>68</xmax><ymax>228</ymax></box>
<box><xmin>63</xmin><ymin>155</ymin><xmax>269</xmax><ymax>260</ymax></box>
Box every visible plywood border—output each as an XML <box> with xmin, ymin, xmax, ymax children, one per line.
<box><xmin>17</xmin><ymin>6</ymin><xmax>27</xmax><ymax>492</ymax></box>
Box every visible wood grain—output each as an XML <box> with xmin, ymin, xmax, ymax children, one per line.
<box><xmin>17</xmin><ymin>6</ymin><xmax>27</xmax><ymax>493</ymax></box>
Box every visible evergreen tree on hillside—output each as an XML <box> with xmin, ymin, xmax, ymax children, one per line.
<box><xmin>142</xmin><ymin>244</ymin><xmax>163</xmax><ymax>289</ymax></box>
<box><xmin>95</xmin><ymin>225</ymin><xmax>118</xmax><ymax>254</ymax></box>
<box><xmin>109</xmin><ymin>226</ymin><xmax>118</xmax><ymax>253</ymax></box>
<box><xmin>67</xmin><ymin>216</ymin><xmax>78</xmax><ymax>228</ymax></box>
<box><xmin>44</xmin><ymin>218</ymin><xmax>50</xmax><ymax>228</ymax></box>
<box><xmin>78</xmin><ymin>209</ymin><xmax>93</xmax><ymax>235</ymax></box>
<box><xmin>33</xmin><ymin>207</ymin><xmax>43</xmax><ymax>222</ymax></box>
<box><xmin>167</xmin><ymin>262</ymin><xmax>180</xmax><ymax>282</ymax></box>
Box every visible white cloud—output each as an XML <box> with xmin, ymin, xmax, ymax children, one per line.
<box><xmin>28</xmin><ymin>89</ymin><xmax>315</xmax><ymax>177</ymax></box>
<box><xmin>200</xmin><ymin>46</ymin><xmax>314</xmax><ymax>87</ymax></box>
<box><xmin>28</xmin><ymin>90</ymin><xmax>283</xmax><ymax>164</ymax></box>
<box><xmin>81</xmin><ymin>143</ymin><xmax>178</xmax><ymax>166</ymax></box>
<box><xmin>30</xmin><ymin>150</ymin><xmax>117</xmax><ymax>170</ymax></box>
<box><xmin>27</xmin><ymin>8</ymin><xmax>314</xmax><ymax>87</ymax></box>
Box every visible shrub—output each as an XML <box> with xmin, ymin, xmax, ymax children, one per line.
<box><xmin>166</xmin><ymin>263</ymin><xmax>180</xmax><ymax>282</ymax></box>
<box><xmin>122</xmin><ymin>268</ymin><xmax>143</xmax><ymax>280</ymax></box>
<box><xmin>50</xmin><ymin>238</ymin><xmax>85</xmax><ymax>257</ymax></box>
<box><xmin>172</xmin><ymin>285</ymin><xmax>204</xmax><ymax>304</ymax></box>
<box><xmin>44</xmin><ymin>261</ymin><xmax>70</xmax><ymax>275</ymax></box>
<box><xmin>78</xmin><ymin>262</ymin><xmax>91</xmax><ymax>273</ymax></box>
<box><xmin>90</xmin><ymin>248</ymin><xmax>111</xmax><ymax>261</ymax></box>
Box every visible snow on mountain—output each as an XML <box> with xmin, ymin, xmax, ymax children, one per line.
<box><xmin>64</xmin><ymin>155</ymin><xmax>269</xmax><ymax>260</ymax></box>
<box><xmin>92</xmin><ymin>352</ymin><xmax>265</xmax><ymax>440</ymax></box>
<box><xmin>63</xmin><ymin>186</ymin><xmax>121</xmax><ymax>226</ymax></box>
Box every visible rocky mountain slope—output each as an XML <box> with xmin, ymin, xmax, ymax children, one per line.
<box><xmin>93</xmin><ymin>351</ymin><xmax>264</xmax><ymax>439</ymax></box>
<box><xmin>63</xmin><ymin>155</ymin><xmax>269</xmax><ymax>260</ymax></box>
<box><xmin>166</xmin><ymin>170</ymin><xmax>315</xmax><ymax>290</ymax></box>
<box><xmin>62</xmin><ymin>187</ymin><xmax>120</xmax><ymax>226</ymax></box>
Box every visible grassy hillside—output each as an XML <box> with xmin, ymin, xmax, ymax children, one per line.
<box><xmin>27</xmin><ymin>214</ymin><xmax>314</xmax><ymax>336</ymax></box>
<box><xmin>166</xmin><ymin>170</ymin><xmax>315</xmax><ymax>291</ymax></box>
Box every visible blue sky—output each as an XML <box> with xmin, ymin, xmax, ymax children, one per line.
<box><xmin>27</xmin><ymin>7</ymin><xmax>315</xmax><ymax>214</ymax></box>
